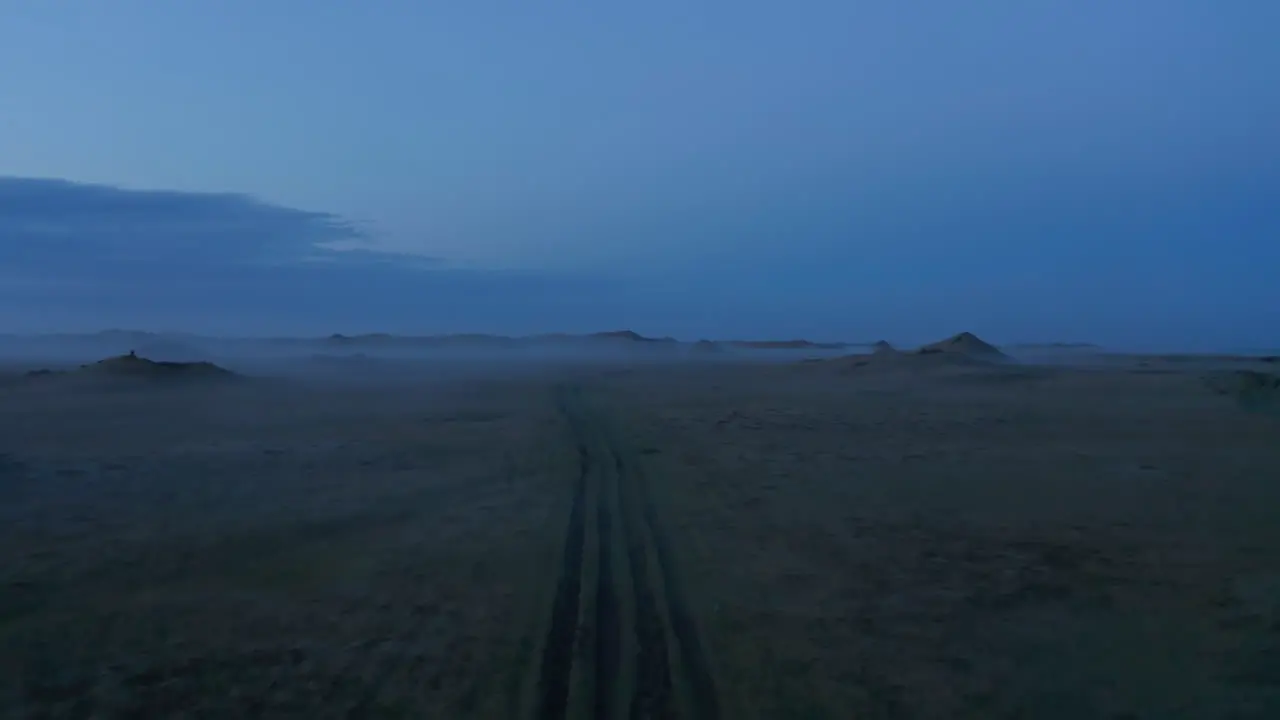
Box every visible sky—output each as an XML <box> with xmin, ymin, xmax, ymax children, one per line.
<box><xmin>1</xmin><ymin>1</ymin><xmax>1277</xmax><ymax>349</ymax></box>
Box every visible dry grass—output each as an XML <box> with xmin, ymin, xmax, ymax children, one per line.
<box><xmin>2</xmin><ymin>356</ymin><xmax>1279</xmax><ymax>717</ymax></box>
<box><xmin>608</xmin><ymin>362</ymin><xmax>1280</xmax><ymax>718</ymax></box>
<box><xmin>0</xmin><ymin>374</ymin><xmax>574</xmax><ymax>717</ymax></box>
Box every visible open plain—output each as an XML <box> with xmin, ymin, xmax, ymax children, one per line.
<box><xmin>2</xmin><ymin>342</ymin><xmax>1279</xmax><ymax>718</ymax></box>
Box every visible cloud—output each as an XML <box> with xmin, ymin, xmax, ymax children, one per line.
<box><xmin>0</xmin><ymin>176</ymin><xmax>410</xmax><ymax>272</ymax></box>
<box><xmin>0</xmin><ymin>176</ymin><xmax>641</xmax><ymax>335</ymax></box>
<box><xmin>2</xmin><ymin>171</ymin><xmax>1276</xmax><ymax>349</ymax></box>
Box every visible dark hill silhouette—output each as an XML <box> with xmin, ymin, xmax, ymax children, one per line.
<box><xmin>589</xmin><ymin>330</ymin><xmax>678</xmax><ymax>343</ymax></box>
<box><xmin>79</xmin><ymin>351</ymin><xmax>237</xmax><ymax>381</ymax></box>
<box><xmin>816</xmin><ymin>332</ymin><xmax>1010</xmax><ymax>374</ymax></box>
<box><xmin>917</xmin><ymin>332</ymin><xmax>1006</xmax><ymax>359</ymax></box>
<box><xmin>727</xmin><ymin>339</ymin><xmax>846</xmax><ymax>350</ymax></box>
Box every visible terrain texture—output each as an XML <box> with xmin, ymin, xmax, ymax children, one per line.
<box><xmin>2</xmin><ymin>339</ymin><xmax>1279</xmax><ymax>718</ymax></box>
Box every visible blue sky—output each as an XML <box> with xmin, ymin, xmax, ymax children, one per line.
<box><xmin>1</xmin><ymin>2</ymin><xmax>1277</xmax><ymax>348</ymax></box>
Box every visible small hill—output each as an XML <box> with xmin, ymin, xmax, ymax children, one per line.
<box><xmin>78</xmin><ymin>351</ymin><xmax>237</xmax><ymax>381</ymax></box>
<box><xmin>728</xmin><ymin>339</ymin><xmax>847</xmax><ymax>350</ymax></box>
<box><xmin>691</xmin><ymin>339</ymin><xmax>726</xmax><ymax>354</ymax></box>
<box><xmin>818</xmin><ymin>333</ymin><xmax>1011</xmax><ymax>374</ymax></box>
<box><xmin>590</xmin><ymin>330</ymin><xmax>676</xmax><ymax>343</ymax></box>
<box><xmin>917</xmin><ymin>332</ymin><xmax>1006</xmax><ymax>359</ymax></box>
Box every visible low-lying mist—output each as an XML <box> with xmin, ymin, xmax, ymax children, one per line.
<box><xmin>0</xmin><ymin>331</ymin><xmax>868</xmax><ymax>389</ymax></box>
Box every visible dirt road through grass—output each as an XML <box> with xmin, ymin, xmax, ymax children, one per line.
<box><xmin>534</xmin><ymin>384</ymin><xmax>720</xmax><ymax>720</ymax></box>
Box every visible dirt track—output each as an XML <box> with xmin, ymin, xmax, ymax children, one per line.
<box><xmin>2</xmin><ymin>359</ymin><xmax>1279</xmax><ymax>718</ymax></box>
<box><xmin>536</xmin><ymin>384</ymin><xmax>718</xmax><ymax>720</ymax></box>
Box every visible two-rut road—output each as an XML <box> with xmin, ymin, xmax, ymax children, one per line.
<box><xmin>532</xmin><ymin>384</ymin><xmax>720</xmax><ymax>720</ymax></box>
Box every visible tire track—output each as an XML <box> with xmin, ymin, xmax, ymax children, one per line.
<box><xmin>636</xmin><ymin>471</ymin><xmax>721</xmax><ymax>720</ymax></box>
<box><xmin>607</xmin><ymin>438</ymin><xmax>720</xmax><ymax>720</ymax></box>
<box><xmin>537</xmin><ymin>385</ymin><xmax>719</xmax><ymax>719</ymax></box>
<box><xmin>533</xmin><ymin>395</ymin><xmax>589</xmax><ymax>720</ymax></box>
<box><xmin>594</xmin><ymin>446</ymin><xmax>622</xmax><ymax>720</ymax></box>
<box><xmin>610</xmin><ymin>445</ymin><xmax>675</xmax><ymax>719</ymax></box>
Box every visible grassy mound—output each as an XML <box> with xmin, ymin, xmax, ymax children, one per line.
<box><xmin>79</xmin><ymin>352</ymin><xmax>237</xmax><ymax>381</ymax></box>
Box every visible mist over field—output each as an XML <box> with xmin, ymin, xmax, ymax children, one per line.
<box><xmin>3</xmin><ymin>2</ymin><xmax>1279</xmax><ymax>717</ymax></box>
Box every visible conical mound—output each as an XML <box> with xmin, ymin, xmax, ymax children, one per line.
<box><xmin>918</xmin><ymin>332</ymin><xmax>1006</xmax><ymax>359</ymax></box>
<box><xmin>871</xmin><ymin>340</ymin><xmax>896</xmax><ymax>354</ymax></box>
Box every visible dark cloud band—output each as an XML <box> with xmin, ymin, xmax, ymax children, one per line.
<box><xmin>0</xmin><ymin>177</ymin><xmax>375</xmax><ymax>269</ymax></box>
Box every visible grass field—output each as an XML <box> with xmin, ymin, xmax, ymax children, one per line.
<box><xmin>2</xmin><ymin>356</ymin><xmax>1278</xmax><ymax>717</ymax></box>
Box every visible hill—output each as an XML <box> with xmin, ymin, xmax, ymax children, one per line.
<box><xmin>78</xmin><ymin>351</ymin><xmax>238</xmax><ymax>381</ymax></box>
<box><xmin>727</xmin><ymin>339</ymin><xmax>847</xmax><ymax>350</ymax></box>
<box><xmin>917</xmin><ymin>332</ymin><xmax>1006</xmax><ymax>359</ymax></box>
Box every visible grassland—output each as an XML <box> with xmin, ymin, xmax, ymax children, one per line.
<box><xmin>1</xmin><ymin>354</ymin><xmax>1278</xmax><ymax>717</ymax></box>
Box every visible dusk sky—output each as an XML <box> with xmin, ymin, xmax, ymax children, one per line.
<box><xmin>2</xmin><ymin>2</ymin><xmax>1277</xmax><ymax>349</ymax></box>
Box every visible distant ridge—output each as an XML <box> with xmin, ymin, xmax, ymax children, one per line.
<box><xmin>588</xmin><ymin>330</ymin><xmax>678</xmax><ymax>343</ymax></box>
<box><xmin>2</xmin><ymin>329</ymin><xmax>852</xmax><ymax>349</ymax></box>
<box><xmin>726</xmin><ymin>339</ymin><xmax>847</xmax><ymax>350</ymax></box>
<box><xmin>311</xmin><ymin>330</ymin><xmax>844</xmax><ymax>350</ymax></box>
